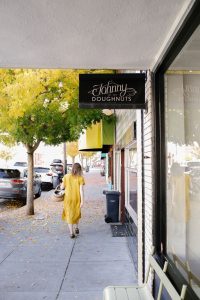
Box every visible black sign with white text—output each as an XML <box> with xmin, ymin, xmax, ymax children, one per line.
<box><xmin>79</xmin><ymin>73</ymin><xmax>145</xmax><ymax>109</ymax></box>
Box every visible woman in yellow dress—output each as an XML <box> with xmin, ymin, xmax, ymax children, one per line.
<box><xmin>61</xmin><ymin>163</ymin><xmax>85</xmax><ymax>238</ymax></box>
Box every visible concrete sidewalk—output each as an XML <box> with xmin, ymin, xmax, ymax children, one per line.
<box><xmin>0</xmin><ymin>170</ymin><xmax>137</xmax><ymax>300</ymax></box>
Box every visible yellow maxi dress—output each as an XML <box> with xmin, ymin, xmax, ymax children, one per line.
<box><xmin>62</xmin><ymin>174</ymin><xmax>85</xmax><ymax>224</ymax></box>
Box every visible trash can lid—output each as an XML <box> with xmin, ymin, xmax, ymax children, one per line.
<box><xmin>103</xmin><ymin>190</ymin><xmax>120</xmax><ymax>195</ymax></box>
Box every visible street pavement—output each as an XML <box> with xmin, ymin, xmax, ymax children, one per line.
<box><xmin>0</xmin><ymin>169</ymin><xmax>137</xmax><ymax>300</ymax></box>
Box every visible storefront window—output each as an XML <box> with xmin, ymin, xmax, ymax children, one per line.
<box><xmin>125</xmin><ymin>143</ymin><xmax>137</xmax><ymax>223</ymax></box>
<box><xmin>129</xmin><ymin>148</ymin><xmax>137</xmax><ymax>212</ymax></box>
<box><xmin>165</xmin><ymin>25</ymin><xmax>200</xmax><ymax>298</ymax></box>
<box><xmin>114</xmin><ymin>151</ymin><xmax>121</xmax><ymax>191</ymax></box>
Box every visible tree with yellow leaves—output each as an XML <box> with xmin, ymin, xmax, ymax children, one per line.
<box><xmin>0</xmin><ymin>149</ymin><xmax>13</xmax><ymax>167</ymax></box>
<box><xmin>0</xmin><ymin>69</ymin><xmax>113</xmax><ymax>215</ymax></box>
<box><xmin>66</xmin><ymin>141</ymin><xmax>79</xmax><ymax>164</ymax></box>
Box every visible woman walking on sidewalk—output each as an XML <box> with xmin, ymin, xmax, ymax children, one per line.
<box><xmin>61</xmin><ymin>163</ymin><xmax>85</xmax><ymax>238</ymax></box>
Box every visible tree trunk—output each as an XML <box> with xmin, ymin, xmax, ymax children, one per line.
<box><xmin>25</xmin><ymin>142</ymin><xmax>40</xmax><ymax>215</ymax></box>
<box><xmin>72</xmin><ymin>156</ymin><xmax>75</xmax><ymax>164</ymax></box>
<box><xmin>26</xmin><ymin>150</ymin><xmax>34</xmax><ymax>215</ymax></box>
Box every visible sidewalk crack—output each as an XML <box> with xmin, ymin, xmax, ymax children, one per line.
<box><xmin>55</xmin><ymin>239</ymin><xmax>76</xmax><ymax>299</ymax></box>
<box><xmin>0</xmin><ymin>245</ymin><xmax>20</xmax><ymax>265</ymax></box>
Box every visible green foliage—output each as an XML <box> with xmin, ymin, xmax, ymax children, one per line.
<box><xmin>0</xmin><ymin>68</ymin><xmax>115</xmax><ymax>215</ymax></box>
<box><xmin>0</xmin><ymin>69</ymin><xmax>114</xmax><ymax>149</ymax></box>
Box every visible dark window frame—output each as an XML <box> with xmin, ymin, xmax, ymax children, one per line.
<box><xmin>153</xmin><ymin>1</ymin><xmax>200</xmax><ymax>299</ymax></box>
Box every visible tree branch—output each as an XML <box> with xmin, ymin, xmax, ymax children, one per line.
<box><xmin>32</xmin><ymin>140</ymin><xmax>41</xmax><ymax>152</ymax></box>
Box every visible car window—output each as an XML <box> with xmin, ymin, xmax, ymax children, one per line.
<box><xmin>0</xmin><ymin>169</ymin><xmax>20</xmax><ymax>178</ymax></box>
<box><xmin>34</xmin><ymin>167</ymin><xmax>50</xmax><ymax>173</ymax></box>
<box><xmin>14</xmin><ymin>162</ymin><xmax>27</xmax><ymax>167</ymax></box>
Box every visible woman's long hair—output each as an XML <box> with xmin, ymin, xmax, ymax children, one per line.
<box><xmin>71</xmin><ymin>163</ymin><xmax>82</xmax><ymax>176</ymax></box>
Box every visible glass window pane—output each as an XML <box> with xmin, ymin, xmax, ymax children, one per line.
<box><xmin>165</xmin><ymin>24</ymin><xmax>200</xmax><ymax>298</ymax></box>
<box><xmin>126</xmin><ymin>146</ymin><xmax>137</xmax><ymax>216</ymax></box>
<box><xmin>129</xmin><ymin>170</ymin><xmax>137</xmax><ymax>212</ymax></box>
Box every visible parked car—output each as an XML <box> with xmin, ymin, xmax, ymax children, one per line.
<box><xmin>12</xmin><ymin>162</ymin><xmax>28</xmax><ymax>173</ymax></box>
<box><xmin>13</xmin><ymin>162</ymin><xmax>27</xmax><ymax>167</ymax></box>
<box><xmin>34</xmin><ymin>166</ymin><xmax>53</xmax><ymax>190</ymax></box>
<box><xmin>0</xmin><ymin>168</ymin><xmax>42</xmax><ymax>204</ymax></box>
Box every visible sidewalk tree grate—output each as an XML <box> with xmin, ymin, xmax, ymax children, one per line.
<box><xmin>110</xmin><ymin>224</ymin><xmax>127</xmax><ymax>237</ymax></box>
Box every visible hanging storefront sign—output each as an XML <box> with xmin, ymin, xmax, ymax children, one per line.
<box><xmin>79</xmin><ymin>73</ymin><xmax>146</xmax><ymax>109</ymax></box>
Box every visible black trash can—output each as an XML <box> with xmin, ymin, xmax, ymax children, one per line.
<box><xmin>103</xmin><ymin>190</ymin><xmax>120</xmax><ymax>223</ymax></box>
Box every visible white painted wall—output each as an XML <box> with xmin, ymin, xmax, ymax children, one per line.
<box><xmin>114</xmin><ymin>70</ymin><xmax>154</xmax><ymax>286</ymax></box>
<box><xmin>143</xmin><ymin>71</ymin><xmax>154</xmax><ymax>286</ymax></box>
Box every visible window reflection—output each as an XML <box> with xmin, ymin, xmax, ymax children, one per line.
<box><xmin>165</xmin><ymin>24</ymin><xmax>200</xmax><ymax>296</ymax></box>
<box><xmin>127</xmin><ymin>147</ymin><xmax>137</xmax><ymax>213</ymax></box>
<box><xmin>129</xmin><ymin>170</ymin><xmax>137</xmax><ymax>212</ymax></box>
<box><xmin>165</xmin><ymin>70</ymin><xmax>200</xmax><ymax>297</ymax></box>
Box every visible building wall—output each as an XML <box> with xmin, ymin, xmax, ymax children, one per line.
<box><xmin>133</xmin><ymin>71</ymin><xmax>154</xmax><ymax>284</ymax></box>
<box><xmin>115</xmin><ymin>107</ymin><xmax>138</xmax><ymax>273</ymax></box>
<box><xmin>136</xmin><ymin>108</ymin><xmax>143</xmax><ymax>283</ymax></box>
<box><xmin>143</xmin><ymin>71</ymin><xmax>154</xmax><ymax>285</ymax></box>
<box><xmin>115</xmin><ymin>109</ymin><xmax>136</xmax><ymax>146</ymax></box>
<box><xmin>114</xmin><ymin>70</ymin><xmax>154</xmax><ymax>284</ymax></box>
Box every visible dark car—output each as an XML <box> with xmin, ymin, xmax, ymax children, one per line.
<box><xmin>0</xmin><ymin>168</ymin><xmax>42</xmax><ymax>204</ymax></box>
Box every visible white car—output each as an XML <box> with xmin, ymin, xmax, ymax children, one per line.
<box><xmin>12</xmin><ymin>162</ymin><xmax>28</xmax><ymax>173</ymax></box>
<box><xmin>34</xmin><ymin>166</ymin><xmax>53</xmax><ymax>190</ymax></box>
